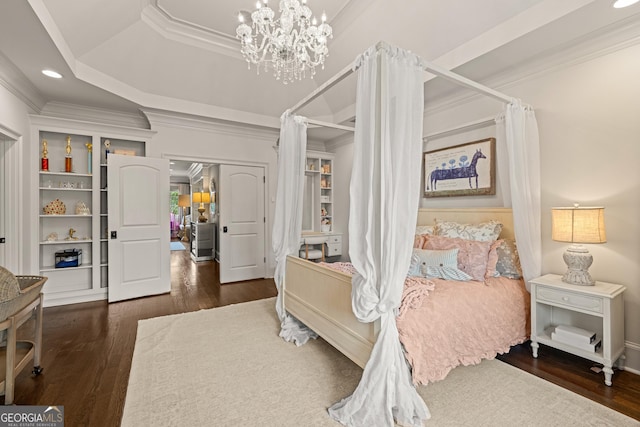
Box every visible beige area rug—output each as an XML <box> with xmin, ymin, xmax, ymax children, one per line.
<box><xmin>122</xmin><ymin>298</ymin><xmax>638</xmax><ymax>427</ymax></box>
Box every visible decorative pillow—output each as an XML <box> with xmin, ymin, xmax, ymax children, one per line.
<box><xmin>414</xmin><ymin>234</ymin><xmax>429</xmax><ymax>249</ymax></box>
<box><xmin>434</xmin><ymin>219</ymin><xmax>503</xmax><ymax>242</ymax></box>
<box><xmin>495</xmin><ymin>239</ymin><xmax>522</xmax><ymax>279</ymax></box>
<box><xmin>408</xmin><ymin>248</ymin><xmax>472</xmax><ymax>281</ymax></box>
<box><xmin>415</xmin><ymin>225</ymin><xmax>434</xmax><ymax>236</ymax></box>
<box><xmin>422</xmin><ymin>235</ymin><xmax>492</xmax><ymax>281</ymax></box>
<box><xmin>485</xmin><ymin>239</ymin><xmax>503</xmax><ymax>278</ymax></box>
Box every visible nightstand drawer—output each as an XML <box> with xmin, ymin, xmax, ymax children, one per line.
<box><xmin>536</xmin><ymin>286</ymin><xmax>603</xmax><ymax>314</ymax></box>
<box><xmin>327</xmin><ymin>243</ymin><xmax>341</xmax><ymax>256</ymax></box>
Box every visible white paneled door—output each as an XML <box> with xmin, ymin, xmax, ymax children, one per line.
<box><xmin>108</xmin><ymin>155</ymin><xmax>170</xmax><ymax>302</ymax></box>
<box><xmin>219</xmin><ymin>164</ymin><xmax>266</xmax><ymax>284</ymax></box>
<box><xmin>0</xmin><ymin>139</ymin><xmax>5</xmax><ymax>267</ymax></box>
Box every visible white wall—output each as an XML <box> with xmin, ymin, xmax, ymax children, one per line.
<box><xmin>331</xmin><ymin>40</ymin><xmax>640</xmax><ymax>372</ymax></box>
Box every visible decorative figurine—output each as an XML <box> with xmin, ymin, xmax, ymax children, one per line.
<box><xmin>65</xmin><ymin>136</ymin><xmax>73</xmax><ymax>173</ymax></box>
<box><xmin>85</xmin><ymin>142</ymin><xmax>92</xmax><ymax>174</ymax></box>
<box><xmin>65</xmin><ymin>228</ymin><xmax>78</xmax><ymax>241</ymax></box>
<box><xmin>46</xmin><ymin>232</ymin><xmax>58</xmax><ymax>242</ymax></box>
<box><xmin>41</xmin><ymin>139</ymin><xmax>49</xmax><ymax>171</ymax></box>
<box><xmin>104</xmin><ymin>139</ymin><xmax>111</xmax><ymax>161</ymax></box>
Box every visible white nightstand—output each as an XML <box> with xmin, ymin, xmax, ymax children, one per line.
<box><xmin>529</xmin><ymin>274</ymin><xmax>626</xmax><ymax>386</ymax></box>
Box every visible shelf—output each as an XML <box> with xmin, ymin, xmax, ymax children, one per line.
<box><xmin>305</xmin><ymin>170</ymin><xmax>320</xmax><ymax>174</ymax></box>
<box><xmin>40</xmin><ymin>239</ymin><xmax>92</xmax><ymax>245</ymax></box>
<box><xmin>535</xmin><ymin>333</ymin><xmax>604</xmax><ymax>360</ymax></box>
<box><xmin>40</xmin><ymin>171</ymin><xmax>92</xmax><ymax>177</ymax></box>
<box><xmin>40</xmin><ymin>264</ymin><xmax>93</xmax><ymax>273</ymax></box>
<box><xmin>39</xmin><ymin>214</ymin><xmax>93</xmax><ymax>219</ymax></box>
<box><xmin>40</xmin><ymin>187</ymin><xmax>92</xmax><ymax>192</ymax></box>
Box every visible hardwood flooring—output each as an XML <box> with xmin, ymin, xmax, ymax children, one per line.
<box><xmin>6</xmin><ymin>246</ymin><xmax>640</xmax><ymax>426</ymax></box>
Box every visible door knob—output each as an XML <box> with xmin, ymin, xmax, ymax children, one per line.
<box><xmin>223</xmin><ymin>226</ymin><xmax>228</xmax><ymax>233</ymax></box>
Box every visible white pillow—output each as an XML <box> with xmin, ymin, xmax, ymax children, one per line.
<box><xmin>415</xmin><ymin>225</ymin><xmax>434</xmax><ymax>235</ymax></box>
<box><xmin>434</xmin><ymin>219</ymin><xmax>502</xmax><ymax>242</ymax></box>
<box><xmin>409</xmin><ymin>248</ymin><xmax>472</xmax><ymax>281</ymax></box>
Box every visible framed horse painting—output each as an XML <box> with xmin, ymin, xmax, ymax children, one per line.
<box><xmin>423</xmin><ymin>138</ymin><xmax>496</xmax><ymax>198</ymax></box>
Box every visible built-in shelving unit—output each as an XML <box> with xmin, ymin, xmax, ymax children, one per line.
<box><xmin>31</xmin><ymin>115</ymin><xmax>150</xmax><ymax>306</ymax></box>
<box><xmin>303</xmin><ymin>151</ymin><xmax>342</xmax><ymax>257</ymax></box>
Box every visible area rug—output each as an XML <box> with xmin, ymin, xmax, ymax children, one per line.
<box><xmin>122</xmin><ymin>298</ymin><xmax>638</xmax><ymax>426</ymax></box>
<box><xmin>170</xmin><ymin>241</ymin><xmax>185</xmax><ymax>251</ymax></box>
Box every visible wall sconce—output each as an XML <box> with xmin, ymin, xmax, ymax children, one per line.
<box><xmin>551</xmin><ymin>204</ymin><xmax>606</xmax><ymax>286</ymax></box>
<box><xmin>192</xmin><ymin>192</ymin><xmax>211</xmax><ymax>223</ymax></box>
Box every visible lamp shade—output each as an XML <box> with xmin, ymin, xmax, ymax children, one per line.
<box><xmin>178</xmin><ymin>194</ymin><xmax>190</xmax><ymax>207</ymax></box>
<box><xmin>551</xmin><ymin>206</ymin><xmax>606</xmax><ymax>244</ymax></box>
<box><xmin>192</xmin><ymin>192</ymin><xmax>211</xmax><ymax>204</ymax></box>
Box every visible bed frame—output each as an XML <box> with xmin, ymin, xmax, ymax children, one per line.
<box><xmin>284</xmin><ymin>207</ymin><xmax>515</xmax><ymax>368</ymax></box>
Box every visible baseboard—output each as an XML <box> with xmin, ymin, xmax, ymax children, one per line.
<box><xmin>623</xmin><ymin>341</ymin><xmax>640</xmax><ymax>375</ymax></box>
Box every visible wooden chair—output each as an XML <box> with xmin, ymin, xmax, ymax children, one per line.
<box><xmin>0</xmin><ymin>267</ymin><xmax>46</xmax><ymax>404</ymax></box>
<box><xmin>299</xmin><ymin>235</ymin><xmax>328</xmax><ymax>262</ymax></box>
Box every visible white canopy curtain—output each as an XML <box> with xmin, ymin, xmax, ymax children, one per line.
<box><xmin>328</xmin><ymin>45</ymin><xmax>429</xmax><ymax>427</ymax></box>
<box><xmin>496</xmin><ymin>102</ymin><xmax>542</xmax><ymax>283</ymax></box>
<box><xmin>272</xmin><ymin>111</ymin><xmax>318</xmax><ymax>345</ymax></box>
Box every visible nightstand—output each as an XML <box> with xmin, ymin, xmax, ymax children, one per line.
<box><xmin>529</xmin><ymin>274</ymin><xmax>626</xmax><ymax>386</ymax></box>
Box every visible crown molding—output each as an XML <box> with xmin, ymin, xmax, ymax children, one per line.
<box><xmin>425</xmin><ymin>13</ymin><xmax>640</xmax><ymax>116</ymax></box>
<box><xmin>141</xmin><ymin>108</ymin><xmax>279</xmax><ymax>143</ymax></box>
<box><xmin>141</xmin><ymin>1</ymin><xmax>242</xmax><ymax>59</ymax></box>
<box><xmin>39</xmin><ymin>101</ymin><xmax>150</xmax><ymax>129</ymax></box>
<box><xmin>29</xmin><ymin>113</ymin><xmax>156</xmax><ymax>140</ymax></box>
<box><xmin>0</xmin><ymin>51</ymin><xmax>46</xmax><ymax>113</ymax></box>
<box><xmin>325</xmin><ymin>131</ymin><xmax>354</xmax><ymax>152</ymax></box>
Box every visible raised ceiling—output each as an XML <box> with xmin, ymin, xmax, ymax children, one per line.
<box><xmin>1</xmin><ymin>0</ymin><xmax>640</xmax><ymax>132</ymax></box>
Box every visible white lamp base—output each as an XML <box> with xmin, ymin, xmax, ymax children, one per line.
<box><xmin>562</xmin><ymin>245</ymin><xmax>595</xmax><ymax>286</ymax></box>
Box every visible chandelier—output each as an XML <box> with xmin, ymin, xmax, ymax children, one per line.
<box><xmin>236</xmin><ymin>0</ymin><xmax>333</xmax><ymax>84</ymax></box>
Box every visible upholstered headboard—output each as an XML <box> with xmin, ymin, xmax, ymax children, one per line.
<box><xmin>416</xmin><ymin>207</ymin><xmax>514</xmax><ymax>240</ymax></box>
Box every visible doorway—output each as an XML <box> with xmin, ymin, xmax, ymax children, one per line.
<box><xmin>168</xmin><ymin>158</ymin><xmax>267</xmax><ymax>284</ymax></box>
<box><xmin>0</xmin><ymin>127</ymin><xmax>21</xmax><ymax>272</ymax></box>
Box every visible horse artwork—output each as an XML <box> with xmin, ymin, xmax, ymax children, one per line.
<box><xmin>427</xmin><ymin>149</ymin><xmax>485</xmax><ymax>191</ymax></box>
<box><xmin>423</xmin><ymin>138</ymin><xmax>496</xmax><ymax>198</ymax></box>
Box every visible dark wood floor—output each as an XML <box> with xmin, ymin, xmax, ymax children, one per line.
<box><xmin>6</xmin><ymin>245</ymin><xmax>640</xmax><ymax>426</ymax></box>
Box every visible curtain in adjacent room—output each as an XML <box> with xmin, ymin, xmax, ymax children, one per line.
<box><xmin>272</xmin><ymin>111</ymin><xmax>318</xmax><ymax>346</ymax></box>
<box><xmin>496</xmin><ymin>102</ymin><xmax>542</xmax><ymax>283</ymax></box>
<box><xmin>328</xmin><ymin>43</ymin><xmax>430</xmax><ymax>427</ymax></box>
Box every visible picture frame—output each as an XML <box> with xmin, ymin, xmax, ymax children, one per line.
<box><xmin>423</xmin><ymin>138</ymin><xmax>496</xmax><ymax>198</ymax></box>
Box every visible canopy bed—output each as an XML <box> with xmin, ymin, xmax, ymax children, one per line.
<box><xmin>271</xmin><ymin>42</ymin><xmax>541</xmax><ymax>427</ymax></box>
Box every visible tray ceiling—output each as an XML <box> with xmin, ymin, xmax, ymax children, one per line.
<box><xmin>1</xmin><ymin>0</ymin><xmax>639</xmax><ymax>133</ymax></box>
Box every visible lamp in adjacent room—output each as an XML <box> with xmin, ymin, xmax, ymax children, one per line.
<box><xmin>192</xmin><ymin>192</ymin><xmax>211</xmax><ymax>223</ymax></box>
<box><xmin>178</xmin><ymin>194</ymin><xmax>191</xmax><ymax>242</ymax></box>
<box><xmin>551</xmin><ymin>204</ymin><xmax>606</xmax><ymax>286</ymax></box>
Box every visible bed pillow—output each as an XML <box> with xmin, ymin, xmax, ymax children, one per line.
<box><xmin>415</xmin><ymin>225</ymin><xmax>434</xmax><ymax>236</ymax></box>
<box><xmin>495</xmin><ymin>239</ymin><xmax>522</xmax><ymax>279</ymax></box>
<box><xmin>422</xmin><ymin>235</ymin><xmax>492</xmax><ymax>281</ymax></box>
<box><xmin>485</xmin><ymin>239</ymin><xmax>503</xmax><ymax>278</ymax></box>
<box><xmin>409</xmin><ymin>248</ymin><xmax>473</xmax><ymax>281</ymax></box>
<box><xmin>414</xmin><ymin>234</ymin><xmax>429</xmax><ymax>249</ymax></box>
<box><xmin>434</xmin><ymin>219</ymin><xmax>503</xmax><ymax>242</ymax></box>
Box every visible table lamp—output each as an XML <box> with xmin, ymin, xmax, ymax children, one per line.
<box><xmin>178</xmin><ymin>194</ymin><xmax>190</xmax><ymax>241</ymax></box>
<box><xmin>551</xmin><ymin>205</ymin><xmax>606</xmax><ymax>286</ymax></box>
<box><xmin>192</xmin><ymin>192</ymin><xmax>211</xmax><ymax>223</ymax></box>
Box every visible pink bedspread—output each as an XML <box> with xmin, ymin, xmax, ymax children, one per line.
<box><xmin>397</xmin><ymin>276</ymin><xmax>530</xmax><ymax>385</ymax></box>
<box><xmin>318</xmin><ymin>262</ymin><xmax>530</xmax><ymax>385</ymax></box>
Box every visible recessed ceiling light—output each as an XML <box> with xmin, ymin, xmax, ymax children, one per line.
<box><xmin>613</xmin><ymin>0</ymin><xmax>639</xmax><ymax>8</ymax></box>
<box><xmin>42</xmin><ymin>69</ymin><xmax>62</xmax><ymax>79</ymax></box>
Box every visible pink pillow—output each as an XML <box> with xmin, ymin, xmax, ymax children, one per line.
<box><xmin>423</xmin><ymin>235</ymin><xmax>492</xmax><ymax>281</ymax></box>
<box><xmin>414</xmin><ymin>234</ymin><xmax>430</xmax><ymax>249</ymax></box>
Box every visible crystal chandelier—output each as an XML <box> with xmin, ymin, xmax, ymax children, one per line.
<box><xmin>236</xmin><ymin>0</ymin><xmax>333</xmax><ymax>84</ymax></box>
